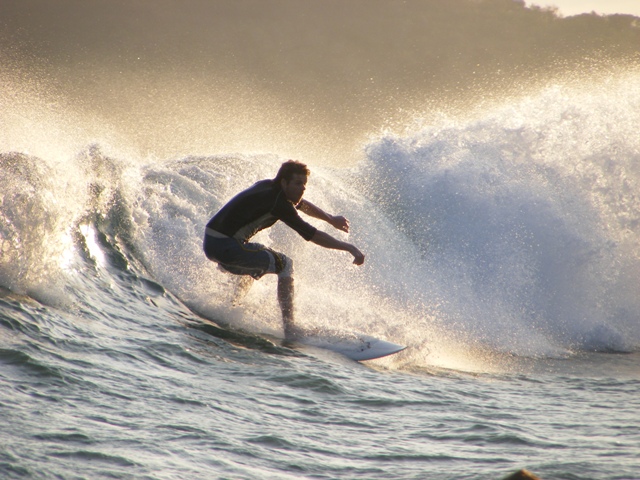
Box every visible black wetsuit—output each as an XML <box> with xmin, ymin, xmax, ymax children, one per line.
<box><xmin>203</xmin><ymin>179</ymin><xmax>317</xmax><ymax>278</ymax></box>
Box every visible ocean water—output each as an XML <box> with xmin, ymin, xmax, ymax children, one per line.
<box><xmin>2</xmin><ymin>1</ymin><xmax>640</xmax><ymax>479</ymax></box>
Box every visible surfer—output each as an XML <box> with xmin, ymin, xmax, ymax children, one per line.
<box><xmin>203</xmin><ymin>160</ymin><xmax>365</xmax><ymax>339</ymax></box>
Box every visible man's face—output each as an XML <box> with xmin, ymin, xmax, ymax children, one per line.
<box><xmin>281</xmin><ymin>174</ymin><xmax>307</xmax><ymax>205</ymax></box>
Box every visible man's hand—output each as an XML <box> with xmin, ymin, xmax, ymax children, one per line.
<box><xmin>350</xmin><ymin>246</ymin><xmax>365</xmax><ymax>265</ymax></box>
<box><xmin>330</xmin><ymin>215</ymin><xmax>350</xmax><ymax>233</ymax></box>
<box><xmin>310</xmin><ymin>230</ymin><xmax>365</xmax><ymax>266</ymax></box>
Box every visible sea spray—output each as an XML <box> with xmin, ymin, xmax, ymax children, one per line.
<box><xmin>363</xmin><ymin>76</ymin><xmax>640</xmax><ymax>356</ymax></box>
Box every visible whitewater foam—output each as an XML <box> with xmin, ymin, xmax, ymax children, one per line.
<box><xmin>363</xmin><ymin>75</ymin><xmax>640</xmax><ymax>357</ymax></box>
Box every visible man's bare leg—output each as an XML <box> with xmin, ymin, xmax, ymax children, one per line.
<box><xmin>278</xmin><ymin>276</ymin><xmax>300</xmax><ymax>339</ymax></box>
<box><xmin>231</xmin><ymin>276</ymin><xmax>254</xmax><ymax>306</ymax></box>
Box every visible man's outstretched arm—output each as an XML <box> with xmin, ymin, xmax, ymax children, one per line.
<box><xmin>298</xmin><ymin>200</ymin><xmax>350</xmax><ymax>233</ymax></box>
<box><xmin>310</xmin><ymin>230</ymin><xmax>365</xmax><ymax>265</ymax></box>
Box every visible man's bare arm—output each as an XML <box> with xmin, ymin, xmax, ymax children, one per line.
<box><xmin>310</xmin><ymin>230</ymin><xmax>365</xmax><ymax>265</ymax></box>
<box><xmin>299</xmin><ymin>199</ymin><xmax>350</xmax><ymax>233</ymax></box>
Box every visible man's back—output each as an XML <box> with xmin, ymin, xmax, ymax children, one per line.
<box><xmin>207</xmin><ymin>179</ymin><xmax>316</xmax><ymax>242</ymax></box>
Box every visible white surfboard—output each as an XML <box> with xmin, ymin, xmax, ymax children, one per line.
<box><xmin>291</xmin><ymin>329</ymin><xmax>406</xmax><ymax>361</ymax></box>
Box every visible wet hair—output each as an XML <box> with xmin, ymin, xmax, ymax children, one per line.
<box><xmin>274</xmin><ymin>160</ymin><xmax>310</xmax><ymax>184</ymax></box>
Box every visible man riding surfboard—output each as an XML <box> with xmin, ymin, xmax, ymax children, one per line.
<box><xmin>203</xmin><ymin>160</ymin><xmax>365</xmax><ymax>338</ymax></box>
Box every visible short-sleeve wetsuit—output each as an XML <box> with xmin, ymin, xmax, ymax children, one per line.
<box><xmin>203</xmin><ymin>179</ymin><xmax>317</xmax><ymax>279</ymax></box>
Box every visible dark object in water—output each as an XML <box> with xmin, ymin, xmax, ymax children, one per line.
<box><xmin>502</xmin><ymin>469</ymin><xmax>542</xmax><ymax>480</ymax></box>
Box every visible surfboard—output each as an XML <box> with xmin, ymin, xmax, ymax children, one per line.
<box><xmin>290</xmin><ymin>329</ymin><xmax>406</xmax><ymax>361</ymax></box>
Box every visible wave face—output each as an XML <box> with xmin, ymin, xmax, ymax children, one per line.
<box><xmin>2</xmin><ymin>73</ymin><xmax>639</xmax><ymax>370</ymax></box>
<box><xmin>1</xmin><ymin>1</ymin><xmax>640</xmax><ymax>370</ymax></box>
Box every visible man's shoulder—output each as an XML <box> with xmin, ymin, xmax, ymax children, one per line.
<box><xmin>234</xmin><ymin>179</ymin><xmax>292</xmax><ymax>214</ymax></box>
<box><xmin>234</xmin><ymin>178</ymin><xmax>275</xmax><ymax>198</ymax></box>
<box><xmin>245</xmin><ymin>179</ymin><xmax>277</xmax><ymax>194</ymax></box>
<box><xmin>254</xmin><ymin>178</ymin><xmax>275</xmax><ymax>188</ymax></box>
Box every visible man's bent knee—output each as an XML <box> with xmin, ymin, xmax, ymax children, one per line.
<box><xmin>273</xmin><ymin>253</ymin><xmax>293</xmax><ymax>279</ymax></box>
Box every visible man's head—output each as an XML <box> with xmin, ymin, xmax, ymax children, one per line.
<box><xmin>275</xmin><ymin>160</ymin><xmax>309</xmax><ymax>204</ymax></box>
<box><xmin>274</xmin><ymin>160</ymin><xmax>310</xmax><ymax>184</ymax></box>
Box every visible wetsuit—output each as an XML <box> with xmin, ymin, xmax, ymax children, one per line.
<box><xmin>203</xmin><ymin>179</ymin><xmax>317</xmax><ymax>279</ymax></box>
